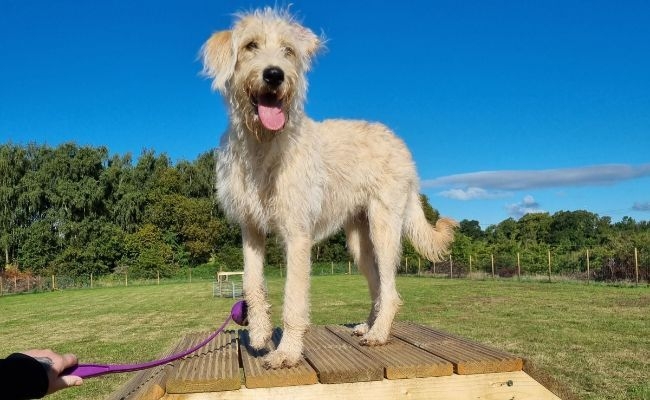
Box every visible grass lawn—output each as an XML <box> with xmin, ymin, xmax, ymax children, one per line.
<box><xmin>1</xmin><ymin>276</ymin><xmax>648</xmax><ymax>400</ymax></box>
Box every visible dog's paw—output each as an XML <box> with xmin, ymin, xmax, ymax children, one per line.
<box><xmin>352</xmin><ymin>323</ymin><xmax>369</xmax><ymax>336</ymax></box>
<box><xmin>359</xmin><ymin>331</ymin><xmax>390</xmax><ymax>346</ymax></box>
<box><xmin>263</xmin><ymin>349</ymin><xmax>300</xmax><ymax>369</ymax></box>
<box><xmin>250</xmin><ymin>332</ymin><xmax>271</xmax><ymax>350</ymax></box>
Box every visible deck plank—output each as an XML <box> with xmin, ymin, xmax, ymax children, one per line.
<box><xmin>112</xmin><ymin>323</ymin><xmax>546</xmax><ymax>399</ymax></box>
<box><xmin>326</xmin><ymin>324</ymin><xmax>453</xmax><ymax>379</ymax></box>
<box><xmin>165</xmin><ymin>331</ymin><xmax>240</xmax><ymax>394</ymax></box>
<box><xmin>392</xmin><ymin>322</ymin><xmax>523</xmax><ymax>374</ymax></box>
<box><xmin>239</xmin><ymin>328</ymin><xmax>318</xmax><ymax>389</ymax></box>
<box><xmin>107</xmin><ymin>336</ymin><xmax>190</xmax><ymax>400</ymax></box>
<box><xmin>302</xmin><ymin>325</ymin><xmax>384</xmax><ymax>383</ymax></box>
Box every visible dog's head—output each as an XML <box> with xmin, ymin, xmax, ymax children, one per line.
<box><xmin>202</xmin><ymin>8</ymin><xmax>322</xmax><ymax>136</ymax></box>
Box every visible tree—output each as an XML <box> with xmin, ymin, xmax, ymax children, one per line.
<box><xmin>3</xmin><ymin>141</ymin><xmax>649</xmax><ymax>281</ymax></box>
<box><xmin>123</xmin><ymin>224</ymin><xmax>176</xmax><ymax>278</ymax></box>
<box><xmin>458</xmin><ymin>219</ymin><xmax>484</xmax><ymax>240</ymax></box>
<box><xmin>420</xmin><ymin>194</ymin><xmax>440</xmax><ymax>223</ymax></box>
<box><xmin>145</xmin><ymin>194</ymin><xmax>226</xmax><ymax>265</ymax></box>
<box><xmin>17</xmin><ymin>216</ymin><xmax>60</xmax><ymax>274</ymax></box>
<box><xmin>0</xmin><ymin>144</ymin><xmax>27</xmax><ymax>267</ymax></box>
<box><xmin>549</xmin><ymin>210</ymin><xmax>600</xmax><ymax>249</ymax></box>
<box><xmin>517</xmin><ymin>212</ymin><xmax>551</xmax><ymax>247</ymax></box>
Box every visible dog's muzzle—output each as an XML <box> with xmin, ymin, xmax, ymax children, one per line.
<box><xmin>250</xmin><ymin>67</ymin><xmax>286</xmax><ymax>131</ymax></box>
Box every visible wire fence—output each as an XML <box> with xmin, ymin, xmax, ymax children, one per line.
<box><xmin>1</xmin><ymin>247</ymin><xmax>647</xmax><ymax>296</ymax></box>
<box><xmin>399</xmin><ymin>246</ymin><xmax>648</xmax><ymax>283</ymax></box>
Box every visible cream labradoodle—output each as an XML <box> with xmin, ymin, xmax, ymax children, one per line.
<box><xmin>201</xmin><ymin>8</ymin><xmax>457</xmax><ymax>368</ymax></box>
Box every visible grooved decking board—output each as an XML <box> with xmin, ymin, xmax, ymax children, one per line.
<box><xmin>325</xmin><ymin>325</ymin><xmax>454</xmax><ymax>379</ymax></box>
<box><xmin>112</xmin><ymin>324</ymin><xmax>548</xmax><ymax>400</ymax></box>
<box><xmin>302</xmin><ymin>325</ymin><xmax>383</xmax><ymax>384</ymax></box>
<box><xmin>165</xmin><ymin>330</ymin><xmax>240</xmax><ymax>394</ymax></box>
<box><xmin>107</xmin><ymin>337</ymin><xmax>188</xmax><ymax>400</ymax></box>
<box><xmin>239</xmin><ymin>328</ymin><xmax>318</xmax><ymax>389</ymax></box>
<box><xmin>392</xmin><ymin>322</ymin><xmax>523</xmax><ymax>375</ymax></box>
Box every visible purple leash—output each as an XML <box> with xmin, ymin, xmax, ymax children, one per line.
<box><xmin>63</xmin><ymin>301</ymin><xmax>248</xmax><ymax>379</ymax></box>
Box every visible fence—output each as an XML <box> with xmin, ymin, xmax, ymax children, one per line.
<box><xmin>0</xmin><ymin>269</ymin><xmax>201</xmax><ymax>296</ymax></box>
<box><xmin>1</xmin><ymin>247</ymin><xmax>647</xmax><ymax>296</ymax></box>
<box><xmin>399</xmin><ymin>246</ymin><xmax>648</xmax><ymax>283</ymax></box>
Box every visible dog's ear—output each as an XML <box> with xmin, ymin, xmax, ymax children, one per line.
<box><xmin>201</xmin><ymin>30</ymin><xmax>235</xmax><ymax>92</ymax></box>
<box><xmin>295</xmin><ymin>26</ymin><xmax>322</xmax><ymax>66</ymax></box>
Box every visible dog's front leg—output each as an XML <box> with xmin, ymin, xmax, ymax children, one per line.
<box><xmin>263</xmin><ymin>235</ymin><xmax>311</xmax><ymax>368</ymax></box>
<box><xmin>242</xmin><ymin>224</ymin><xmax>273</xmax><ymax>350</ymax></box>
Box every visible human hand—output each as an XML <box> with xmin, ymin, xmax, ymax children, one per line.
<box><xmin>21</xmin><ymin>349</ymin><xmax>83</xmax><ymax>395</ymax></box>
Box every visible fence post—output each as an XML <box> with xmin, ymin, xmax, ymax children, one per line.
<box><xmin>90</xmin><ymin>273</ymin><xmax>94</xmax><ymax>289</ymax></box>
<box><xmin>157</xmin><ymin>271</ymin><xmax>160</xmax><ymax>285</ymax></box>
<box><xmin>52</xmin><ymin>275</ymin><xmax>55</xmax><ymax>291</ymax></box>
<box><xmin>418</xmin><ymin>258</ymin><xmax>421</xmax><ymax>276</ymax></box>
<box><xmin>635</xmin><ymin>247</ymin><xmax>639</xmax><ymax>285</ymax></box>
<box><xmin>348</xmin><ymin>261</ymin><xmax>351</xmax><ymax>275</ymax></box>
<box><xmin>189</xmin><ymin>269</ymin><xmax>192</xmax><ymax>283</ymax></box>
<box><xmin>14</xmin><ymin>275</ymin><xmax>17</xmax><ymax>291</ymax></box>
<box><xmin>517</xmin><ymin>252</ymin><xmax>521</xmax><ymax>280</ymax></box>
<box><xmin>586</xmin><ymin>249</ymin><xmax>590</xmax><ymax>285</ymax></box>
<box><xmin>491</xmin><ymin>254</ymin><xmax>495</xmax><ymax>279</ymax></box>
<box><xmin>331</xmin><ymin>261</ymin><xmax>334</xmax><ymax>275</ymax></box>
<box><xmin>125</xmin><ymin>271</ymin><xmax>128</xmax><ymax>287</ymax></box>
<box><xmin>548</xmin><ymin>249</ymin><xmax>551</xmax><ymax>282</ymax></box>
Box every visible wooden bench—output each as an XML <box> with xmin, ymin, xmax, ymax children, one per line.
<box><xmin>108</xmin><ymin>322</ymin><xmax>561</xmax><ymax>400</ymax></box>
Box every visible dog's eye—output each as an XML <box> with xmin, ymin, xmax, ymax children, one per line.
<box><xmin>283</xmin><ymin>46</ymin><xmax>295</xmax><ymax>57</ymax></box>
<box><xmin>245</xmin><ymin>41</ymin><xmax>258</xmax><ymax>51</ymax></box>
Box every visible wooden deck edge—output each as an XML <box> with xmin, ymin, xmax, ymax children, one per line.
<box><xmin>523</xmin><ymin>359</ymin><xmax>580</xmax><ymax>400</ymax></box>
<box><xmin>106</xmin><ymin>368</ymin><xmax>166</xmax><ymax>400</ymax></box>
<box><xmin>161</xmin><ymin>370</ymin><xmax>561</xmax><ymax>400</ymax></box>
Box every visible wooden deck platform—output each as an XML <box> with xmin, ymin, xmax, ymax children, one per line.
<box><xmin>108</xmin><ymin>322</ymin><xmax>561</xmax><ymax>400</ymax></box>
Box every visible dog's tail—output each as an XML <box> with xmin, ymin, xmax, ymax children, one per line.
<box><xmin>403</xmin><ymin>191</ymin><xmax>458</xmax><ymax>262</ymax></box>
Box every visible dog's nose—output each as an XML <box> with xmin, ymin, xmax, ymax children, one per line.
<box><xmin>263</xmin><ymin>67</ymin><xmax>284</xmax><ymax>87</ymax></box>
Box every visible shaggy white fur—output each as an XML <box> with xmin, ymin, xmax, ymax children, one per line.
<box><xmin>202</xmin><ymin>8</ymin><xmax>457</xmax><ymax>369</ymax></box>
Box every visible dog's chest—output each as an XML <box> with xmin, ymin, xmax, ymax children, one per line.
<box><xmin>217</xmin><ymin>144</ymin><xmax>305</xmax><ymax>228</ymax></box>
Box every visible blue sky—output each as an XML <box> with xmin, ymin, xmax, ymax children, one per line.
<box><xmin>1</xmin><ymin>1</ymin><xmax>649</xmax><ymax>227</ymax></box>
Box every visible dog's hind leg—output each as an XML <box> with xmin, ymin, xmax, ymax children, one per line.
<box><xmin>264</xmin><ymin>234</ymin><xmax>312</xmax><ymax>368</ymax></box>
<box><xmin>242</xmin><ymin>224</ymin><xmax>273</xmax><ymax>350</ymax></box>
<box><xmin>361</xmin><ymin>201</ymin><xmax>403</xmax><ymax>346</ymax></box>
<box><xmin>345</xmin><ymin>215</ymin><xmax>380</xmax><ymax>336</ymax></box>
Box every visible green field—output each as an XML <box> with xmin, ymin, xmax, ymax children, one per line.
<box><xmin>1</xmin><ymin>276</ymin><xmax>648</xmax><ymax>400</ymax></box>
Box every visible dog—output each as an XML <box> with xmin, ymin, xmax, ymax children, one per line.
<box><xmin>201</xmin><ymin>8</ymin><xmax>457</xmax><ymax>368</ymax></box>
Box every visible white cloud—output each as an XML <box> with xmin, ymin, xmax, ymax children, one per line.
<box><xmin>506</xmin><ymin>195</ymin><xmax>544</xmax><ymax>218</ymax></box>
<box><xmin>438</xmin><ymin>187</ymin><xmax>511</xmax><ymax>200</ymax></box>
<box><xmin>422</xmin><ymin>163</ymin><xmax>650</xmax><ymax>191</ymax></box>
<box><xmin>632</xmin><ymin>201</ymin><xmax>650</xmax><ymax>211</ymax></box>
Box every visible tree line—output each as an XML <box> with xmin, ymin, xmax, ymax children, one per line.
<box><xmin>1</xmin><ymin>142</ymin><xmax>648</xmax><ymax>280</ymax></box>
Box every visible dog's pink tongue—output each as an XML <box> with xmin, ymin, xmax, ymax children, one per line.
<box><xmin>258</xmin><ymin>104</ymin><xmax>285</xmax><ymax>131</ymax></box>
